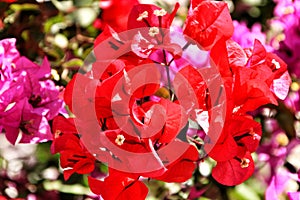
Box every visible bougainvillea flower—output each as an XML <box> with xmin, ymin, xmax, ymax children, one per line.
<box><xmin>0</xmin><ymin>38</ymin><xmax>19</xmax><ymax>81</ymax></box>
<box><xmin>88</xmin><ymin>142</ymin><xmax>198</xmax><ymax>199</ymax></box>
<box><xmin>265</xmin><ymin>169</ymin><xmax>293</xmax><ymax>200</ymax></box>
<box><xmin>52</xmin><ymin>116</ymin><xmax>95</xmax><ymax>180</ymax></box>
<box><xmin>152</xmin><ymin>142</ymin><xmax>198</xmax><ymax>182</ymax></box>
<box><xmin>224</xmin><ymin>39</ymin><xmax>291</xmax><ymax>113</ymax></box>
<box><xmin>212</xmin><ymin>151</ymin><xmax>254</xmax><ymax>186</ymax></box>
<box><xmin>232</xmin><ymin>21</ymin><xmax>268</xmax><ymax>49</ymax></box>
<box><xmin>288</xmin><ymin>191</ymin><xmax>300</xmax><ymax>200</ymax></box>
<box><xmin>53</xmin><ymin>1</ymin><xmax>293</xmax><ymax>197</ymax></box>
<box><xmin>232</xmin><ymin>117</ymin><xmax>262</xmax><ymax>151</ymax></box>
<box><xmin>208</xmin><ymin>115</ymin><xmax>261</xmax><ymax>161</ymax></box>
<box><xmin>257</xmin><ymin>130</ymin><xmax>300</xmax><ymax>183</ymax></box>
<box><xmin>284</xmin><ymin>84</ymin><xmax>300</xmax><ymax>112</ymax></box>
<box><xmin>232</xmin><ymin>66</ymin><xmax>278</xmax><ymax>113</ymax></box>
<box><xmin>88</xmin><ymin>169</ymin><xmax>148</xmax><ymax>200</ymax></box>
<box><xmin>269</xmin><ymin>0</ymin><xmax>300</xmax><ymax>77</ymax></box>
<box><xmin>0</xmin><ymin>38</ymin><xmax>19</xmax><ymax>64</ymax></box>
<box><xmin>183</xmin><ymin>0</ymin><xmax>234</xmax><ymax>50</ymax></box>
<box><xmin>0</xmin><ymin>38</ymin><xmax>62</xmax><ymax>144</ymax></box>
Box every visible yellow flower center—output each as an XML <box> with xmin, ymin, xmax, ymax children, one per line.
<box><xmin>240</xmin><ymin>158</ymin><xmax>250</xmax><ymax>168</ymax></box>
<box><xmin>275</xmin><ymin>132</ymin><xmax>289</xmax><ymax>146</ymax></box>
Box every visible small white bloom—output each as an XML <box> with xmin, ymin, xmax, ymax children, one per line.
<box><xmin>272</xmin><ymin>58</ymin><xmax>281</xmax><ymax>69</ymax></box>
<box><xmin>153</xmin><ymin>9</ymin><xmax>167</xmax><ymax>17</ymax></box>
<box><xmin>115</xmin><ymin>134</ymin><xmax>125</xmax><ymax>146</ymax></box>
<box><xmin>148</xmin><ymin>27</ymin><xmax>159</xmax><ymax>37</ymax></box>
<box><xmin>240</xmin><ymin>158</ymin><xmax>250</xmax><ymax>168</ymax></box>
<box><xmin>137</xmin><ymin>11</ymin><xmax>148</xmax><ymax>21</ymax></box>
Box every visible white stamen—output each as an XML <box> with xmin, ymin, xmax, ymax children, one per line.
<box><xmin>137</xmin><ymin>11</ymin><xmax>148</xmax><ymax>21</ymax></box>
<box><xmin>272</xmin><ymin>59</ymin><xmax>281</xmax><ymax>69</ymax></box>
<box><xmin>249</xmin><ymin>128</ymin><xmax>261</xmax><ymax>140</ymax></box>
<box><xmin>252</xmin><ymin>133</ymin><xmax>261</xmax><ymax>141</ymax></box>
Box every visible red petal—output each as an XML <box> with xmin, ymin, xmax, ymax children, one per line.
<box><xmin>271</xmin><ymin>71</ymin><xmax>291</xmax><ymax>100</ymax></box>
<box><xmin>60</xmin><ymin>151</ymin><xmax>95</xmax><ymax>180</ymax></box>
<box><xmin>158</xmin><ymin>99</ymin><xmax>188</xmax><ymax>143</ymax></box>
<box><xmin>230</xmin><ymin>115</ymin><xmax>262</xmax><ymax>153</ymax></box>
<box><xmin>64</xmin><ymin>73</ymin><xmax>96</xmax><ymax>115</ymax></box>
<box><xmin>233</xmin><ymin>67</ymin><xmax>278</xmax><ymax>112</ymax></box>
<box><xmin>226</xmin><ymin>39</ymin><xmax>247</xmax><ymax>69</ymax></box>
<box><xmin>117</xmin><ymin>180</ymin><xmax>148</xmax><ymax>200</ymax></box>
<box><xmin>210</xmin><ymin>38</ymin><xmax>232</xmax><ymax>77</ymax></box>
<box><xmin>249</xmin><ymin>39</ymin><xmax>266</xmax><ymax>66</ymax></box>
<box><xmin>153</xmin><ymin>143</ymin><xmax>198</xmax><ymax>182</ymax></box>
<box><xmin>100</xmin><ymin>0</ymin><xmax>139</xmax><ymax>32</ymax></box>
<box><xmin>173</xmin><ymin>65</ymin><xmax>207</xmax><ymax>114</ymax></box>
<box><xmin>52</xmin><ymin>115</ymin><xmax>77</xmax><ymax>135</ymax></box>
<box><xmin>208</xmin><ymin>133</ymin><xmax>238</xmax><ymax>162</ymax></box>
<box><xmin>88</xmin><ymin>170</ymin><xmax>148</xmax><ymax>200</ymax></box>
<box><xmin>212</xmin><ymin>152</ymin><xmax>254</xmax><ymax>186</ymax></box>
<box><xmin>184</xmin><ymin>1</ymin><xmax>233</xmax><ymax>50</ymax></box>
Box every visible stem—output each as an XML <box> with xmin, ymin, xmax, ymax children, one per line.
<box><xmin>158</xmin><ymin>16</ymin><xmax>165</xmax><ymax>44</ymax></box>
<box><xmin>187</xmin><ymin>136</ymin><xmax>203</xmax><ymax>147</ymax></box>
<box><xmin>142</xmin><ymin>18</ymin><xmax>151</xmax><ymax>27</ymax></box>
<box><xmin>182</xmin><ymin>41</ymin><xmax>192</xmax><ymax>51</ymax></box>
<box><xmin>163</xmin><ymin>49</ymin><xmax>172</xmax><ymax>97</ymax></box>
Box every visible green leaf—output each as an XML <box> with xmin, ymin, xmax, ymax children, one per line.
<box><xmin>73</xmin><ymin>0</ymin><xmax>94</xmax><ymax>7</ymax></box>
<box><xmin>43</xmin><ymin>45</ymin><xmax>65</xmax><ymax>59</ymax></box>
<box><xmin>62</xmin><ymin>58</ymin><xmax>84</xmax><ymax>68</ymax></box>
<box><xmin>228</xmin><ymin>182</ymin><xmax>261</xmax><ymax>200</ymax></box>
<box><xmin>35</xmin><ymin>142</ymin><xmax>54</xmax><ymax>164</ymax></box>
<box><xmin>51</xmin><ymin>0</ymin><xmax>74</xmax><ymax>12</ymax></box>
<box><xmin>10</xmin><ymin>3</ymin><xmax>39</xmax><ymax>11</ymax></box>
<box><xmin>44</xmin><ymin>14</ymin><xmax>65</xmax><ymax>33</ymax></box>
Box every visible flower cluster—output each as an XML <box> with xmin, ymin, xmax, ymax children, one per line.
<box><xmin>52</xmin><ymin>0</ymin><xmax>291</xmax><ymax>199</ymax></box>
<box><xmin>232</xmin><ymin>20</ymin><xmax>269</xmax><ymax>49</ymax></box>
<box><xmin>0</xmin><ymin>38</ymin><xmax>63</xmax><ymax>145</ymax></box>
<box><xmin>270</xmin><ymin>0</ymin><xmax>300</xmax><ymax>77</ymax></box>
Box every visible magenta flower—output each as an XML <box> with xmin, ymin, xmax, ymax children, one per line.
<box><xmin>265</xmin><ymin>168</ymin><xmax>299</xmax><ymax>200</ymax></box>
<box><xmin>0</xmin><ymin>38</ymin><xmax>63</xmax><ymax>144</ymax></box>
<box><xmin>0</xmin><ymin>39</ymin><xmax>18</xmax><ymax>82</ymax></box>
<box><xmin>288</xmin><ymin>191</ymin><xmax>300</xmax><ymax>200</ymax></box>
<box><xmin>284</xmin><ymin>85</ymin><xmax>300</xmax><ymax>112</ymax></box>
<box><xmin>232</xmin><ymin>20</ymin><xmax>268</xmax><ymax>49</ymax></box>
<box><xmin>271</xmin><ymin>0</ymin><xmax>300</xmax><ymax>77</ymax></box>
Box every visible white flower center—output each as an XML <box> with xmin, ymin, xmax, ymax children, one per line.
<box><xmin>240</xmin><ymin>158</ymin><xmax>250</xmax><ymax>168</ymax></box>
<box><xmin>272</xmin><ymin>59</ymin><xmax>281</xmax><ymax>69</ymax></box>
<box><xmin>115</xmin><ymin>134</ymin><xmax>125</xmax><ymax>146</ymax></box>
<box><xmin>148</xmin><ymin>27</ymin><xmax>159</xmax><ymax>37</ymax></box>
<box><xmin>154</xmin><ymin>9</ymin><xmax>167</xmax><ymax>17</ymax></box>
